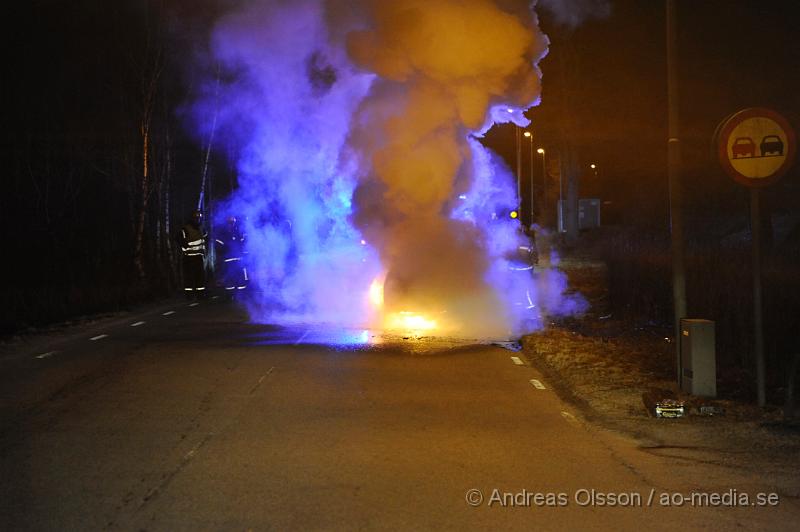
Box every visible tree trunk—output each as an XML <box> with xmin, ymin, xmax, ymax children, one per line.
<box><xmin>131</xmin><ymin>18</ymin><xmax>164</xmax><ymax>285</ymax></box>
<box><xmin>133</xmin><ymin>118</ymin><xmax>150</xmax><ymax>282</ymax></box>
<box><xmin>164</xmin><ymin>129</ymin><xmax>175</xmax><ymax>284</ymax></box>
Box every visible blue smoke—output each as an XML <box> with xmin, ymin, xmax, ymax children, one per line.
<box><xmin>192</xmin><ymin>0</ymin><xmax>382</xmax><ymax>326</ymax></box>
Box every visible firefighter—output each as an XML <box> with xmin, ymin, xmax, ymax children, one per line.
<box><xmin>180</xmin><ymin>210</ymin><xmax>207</xmax><ymax>299</ymax></box>
<box><xmin>215</xmin><ymin>215</ymin><xmax>248</xmax><ymax>296</ymax></box>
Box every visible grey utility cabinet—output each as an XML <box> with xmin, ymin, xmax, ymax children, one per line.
<box><xmin>680</xmin><ymin>319</ymin><xmax>716</xmax><ymax>397</ymax></box>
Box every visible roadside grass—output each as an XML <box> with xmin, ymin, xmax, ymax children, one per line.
<box><xmin>578</xmin><ymin>226</ymin><xmax>800</xmax><ymax>404</ymax></box>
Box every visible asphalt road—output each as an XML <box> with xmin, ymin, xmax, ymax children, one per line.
<box><xmin>0</xmin><ymin>298</ymin><xmax>797</xmax><ymax>531</ymax></box>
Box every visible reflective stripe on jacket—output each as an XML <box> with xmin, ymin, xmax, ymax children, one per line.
<box><xmin>181</xmin><ymin>225</ymin><xmax>206</xmax><ymax>256</ymax></box>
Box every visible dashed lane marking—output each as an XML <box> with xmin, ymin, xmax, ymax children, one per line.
<box><xmin>36</xmin><ymin>351</ymin><xmax>57</xmax><ymax>359</ymax></box>
<box><xmin>294</xmin><ymin>330</ymin><xmax>311</xmax><ymax>345</ymax></box>
<box><xmin>211</xmin><ymin>295</ymin><xmax>219</xmax><ymax>300</ymax></box>
<box><xmin>90</xmin><ymin>334</ymin><xmax>109</xmax><ymax>341</ymax></box>
<box><xmin>162</xmin><ymin>311</ymin><xmax>176</xmax><ymax>316</ymax></box>
<box><xmin>131</xmin><ymin>321</ymin><xmax>146</xmax><ymax>327</ymax></box>
<box><xmin>139</xmin><ymin>432</ymin><xmax>214</xmax><ymax>511</ymax></box>
<box><xmin>529</xmin><ymin>379</ymin><xmax>546</xmax><ymax>390</ymax></box>
<box><xmin>249</xmin><ymin>367</ymin><xmax>275</xmax><ymax>395</ymax></box>
<box><xmin>510</xmin><ymin>356</ymin><xmax>524</xmax><ymax>365</ymax></box>
<box><xmin>561</xmin><ymin>411</ymin><xmax>580</xmax><ymax>427</ymax></box>
<box><xmin>188</xmin><ymin>302</ymin><xmax>199</xmax><ymax>307</ymax></box>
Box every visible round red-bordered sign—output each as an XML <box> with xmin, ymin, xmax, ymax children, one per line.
<box><xmin>717</xmin><ymin>107</ymin><xmax>796</xmax><ymax>188</ymax></box>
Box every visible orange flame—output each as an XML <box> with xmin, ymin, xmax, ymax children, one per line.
<box><xmin>369</xmin><ymin>277</ymin><xmax>384</xmax><ymax>308</ymax></box>
<box><xmin>385</xmin><ymin>311</ymin><xmax>437</xmax><ymax>333</ymax></box>
<box><xmin>368</xmin><ymin>275</ymin><xmax>437</xmax><ymax>334</ymax></box>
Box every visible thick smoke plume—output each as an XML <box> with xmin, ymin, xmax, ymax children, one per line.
<box><xmin>187</xmin><ymin>0</ymin><xmax>586</xmax><ymax>339</ymax></box>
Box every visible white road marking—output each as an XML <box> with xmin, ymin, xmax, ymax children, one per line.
<box><xmin>510</xmin><ymin>356</ymin><xmax>524</xmax><ymax>365</ymax></box>
<box><xmin>36</xmin><ymin>351</ymin><xmax>57</xmax><ymax>359</ymax></box>
<box><xmin>189</xmin><ymin>302</ymin><xmax>199</xmax><ymax>307</ymax></box>
<box><xmin>561</xmin><ymin>411</ymin><xmax>580</xmax><ymax>427</ymax></box>
<box><xmin>294</xmin><ymin>330</ymin><xmax>310</xmax><ymax>345</ymax></box>
<box><xmin>249</xmin><ymin>367</ymin><xmax>275</xmax><ymax>395</ymax></box>
<box><xmin>139</xmin><ymin>433</ymin><xmax>214</xmax><ymax>511</ymax></box>
<box><xmin>131</xmin><ymin>321</ymin><xmax>146</xmax><ymax>327</ymax></box>
<box><xmin>184</xmin><ymin>433</ymin><xmax>213</xmax><ymax>460</ymax></box>
<box><xmin>162</xmin><ymin>311</ymin><xmax>176</xmax><ymax>316</ymax></box>
<box><xmin>529</xmin><ymin>379</ymin><xmax>546</xmax><ymax>390</ymax></box>
<box><xmin>90</xmin><ymin>334</ymin><xmax>109</xmax><ymax>341</ymax></box>
<box><xmin>211</xmin><ymin>295</ymin><xmax>219</xmax><ymax>300</ymax></box>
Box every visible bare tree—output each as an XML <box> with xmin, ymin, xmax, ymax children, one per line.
<box><xmin>131</xmin><ymin>2</ymin><xmax>165</xmax><ymax>282</ymax></box>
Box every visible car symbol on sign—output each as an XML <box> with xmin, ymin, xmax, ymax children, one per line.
<box><xmin>731</xmin><ymin>137</ymin><xmax>755</xmax><ymax>158</ymax></box>
<box><xmin>760</xmin><ymin>135</ymin><xmax>784</xmax><ymax>156</ymax></box>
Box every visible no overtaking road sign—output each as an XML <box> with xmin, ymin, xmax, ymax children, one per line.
<box><xmin>717</xmin><ymin>107</ymin><xmax>796</xmax><ymax>188</ymax></box>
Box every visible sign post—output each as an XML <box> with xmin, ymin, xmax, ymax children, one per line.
<box><xmin>717</xmin><ymin>107</ymin><xmax>796</xmax><ymax>407</ymax></box>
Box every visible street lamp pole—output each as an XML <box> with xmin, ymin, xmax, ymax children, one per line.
<box><xmin>667</xmin><ymin>0</ymin><xmax>687</xmax><ymax>388</ymax></box>
<box><xmin>539</xmin><ymin>148</ymin><xmax>547</xmax><ymax>225</ymax></box>
<box><xmin>524</xmin><ymin>131</ymin><xmax>533</xmax><ymax>225</ymax></box>
<box><xmin>515</xmin><ymin>126</ymin><xmax>522</xmax><ymax>211</ymax></box>
<box><xmin>538</xmin><ymin>148</ymin><xmax>556</xmax><ymax>230</ymax></box>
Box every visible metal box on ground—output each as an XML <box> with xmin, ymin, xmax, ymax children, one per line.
<box><xmin>680</xmin><ymin>319</ymin><xmax>716</xmax><ymax>397</ymax></box>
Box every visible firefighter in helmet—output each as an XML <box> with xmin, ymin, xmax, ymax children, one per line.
<box><xmin>180</xmin><ymin>210</ymin><xmax>207</xmax><ymax>298</ymax></box>
<box><xmin>215</xmin><ymin>215</ymin><xmax>248</xmax><ymax>296</ymax></box>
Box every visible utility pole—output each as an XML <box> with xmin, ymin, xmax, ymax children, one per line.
<box><xmin>516</xmin><ymin>126</ymin><xmax>522</xmax><ymax>214</ymax></box>
<box><xmin>564</xmin><ymin>145</ymin><xmax>579</xmax><ymax>244</ymax></box>
<box><xmin>529</xmin><ymin>135</ymin><xmax>534</xmax><ymax>225</ymax></box>
<box><xmin>524</xmin><ymin>131</ymin><xmax>534</xmax><ymax>226</ymax></box>
<box><xmin>667</xmin><ymin>0</ymin><xmax>687</xmax><ymax>383</ymax></box>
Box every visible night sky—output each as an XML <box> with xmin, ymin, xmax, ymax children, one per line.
<box><xmin>525</xmin><ymin>0</ymin><xmax>800</xmax><ymax>227</ymax></box>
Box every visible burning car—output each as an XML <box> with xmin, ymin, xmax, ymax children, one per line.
<box><xmin>377</xmin><ymin>271</ymin><xmax>444</xmax><ymax>335</ymax></box>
